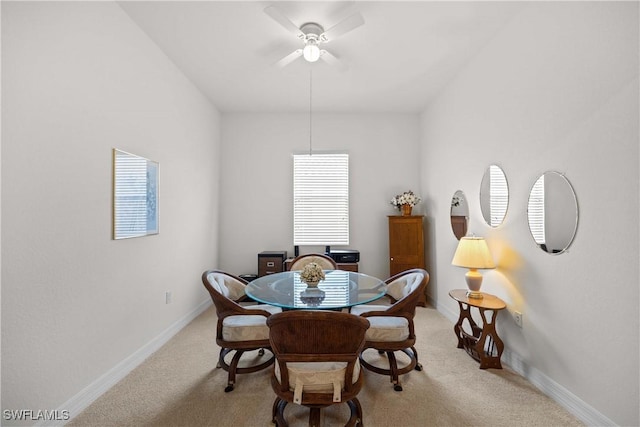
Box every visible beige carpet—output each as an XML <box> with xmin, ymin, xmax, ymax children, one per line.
<box><xmin>69</xmin><ymin>305</ymin><xmax>583</xmax><ymax>427</ymax></box>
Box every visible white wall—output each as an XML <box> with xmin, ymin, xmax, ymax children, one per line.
<box><xmin>1</xmin><ymin>1</ymin><xmax>220</xmax><ymax>420</ymax></box>
<box><xmin>420</xmin><ymin>2</ymin><xmax>638</xmax><ymax>426</ymax></box>
<box><xmin>219</xmin><ymin>113</ymin><xmax>421</xmax><ymax>280</ymax></box>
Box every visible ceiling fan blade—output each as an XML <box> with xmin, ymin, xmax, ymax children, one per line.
<box><xmin>264</xmin><ymin>5</ymin><xmax>304</xmax><ymax>39</ymax></box>
<box><xmin>320</xmin><ymin>50</ymin><xmax>347</xmax><ymax>71</ymax></box>
<box><xmin>276</xmin><ymin>49</ymin><xmax>303</xmax><ymax>68</ymax></box>
<box><xmin>321</xmin><ymin>13</ymin><xmax>364</xmax><ymax>42</ymax></box>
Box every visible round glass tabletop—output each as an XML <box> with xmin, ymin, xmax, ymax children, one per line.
<box><xmin>245</xmin><ymin>270</ymin><xmax>387</xmax><ymax>310</ymax></box>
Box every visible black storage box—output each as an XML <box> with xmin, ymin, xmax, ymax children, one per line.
<box><xmin>329</xmin><ymin>249</ymin><xmax>360</xmax><ymax>263</ymax></box>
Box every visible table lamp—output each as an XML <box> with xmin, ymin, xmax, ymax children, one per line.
<box><xmin>451</xmin><ymin>236</ymin><xmax>495</xmax><ymax>299</ymax></box>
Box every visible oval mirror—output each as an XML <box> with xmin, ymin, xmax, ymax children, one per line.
<box><xmin>450</xmin><ymin>190</ymin><xmax>469</xmax><ymax>240</ymax></box>
<box><xmin>527</xmin><ymin>172</ymin><xmax>578</xmax><ymax>254</ymax></box>
<box><xmin>480</xmin><ymin>165</ymin><xmax>509</xmax><ymax>227</ymax></box>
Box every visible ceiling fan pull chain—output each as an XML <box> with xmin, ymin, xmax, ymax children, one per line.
<box><xmin>309</xmin><ymin>69</ymin><xmax>313</xmax><ymax>156</ymax></box>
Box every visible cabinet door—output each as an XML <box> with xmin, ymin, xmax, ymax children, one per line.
<box><xmin>389</xmin><ymin>216</ymin><xmax>425</xmax><ymax>276</ymax></box>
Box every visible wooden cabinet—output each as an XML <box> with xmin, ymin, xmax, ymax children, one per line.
<box><xmin>336</xmin><ymin>263</ymin><xmax>358</xmax><ymax>272</ymax></box>
<box><xmin>388</xmin><ymin>215</ymin><xmax>426</xmax><ymax>306</ymax></box>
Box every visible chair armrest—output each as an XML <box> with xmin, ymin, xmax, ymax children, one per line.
<box><xmin>359</xmin><ymin>309</ymin><xmax>392</xmax><ymax>318</ymax></box>
<box><xmin>359</xmin><ymin>309</ymin><xmax>413</xmax><ymax>321</ymax></box>
<box><xmin>242</xmin><ymin>309</ymin><xmax>274</xmax><ymax>318</ymax></box>
<box><xmin>218</xmin><ymin>306</ymin><xmax>274</xmax><ymax>319</ymax></box>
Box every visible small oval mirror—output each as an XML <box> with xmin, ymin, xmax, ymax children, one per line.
<box><xmin>527</xmin><ymin>171</ymin><xmax>578</xmax><ymax>254</ymax></box>
<box><xmin>450</xmin><ymin>190</ymin><xmax>469</xmax><ymax>240</ymax></box>
<box><xmin>480</xmin><ymin>165</ymin><xmax>509</xmax><ymax>227</ymax></box>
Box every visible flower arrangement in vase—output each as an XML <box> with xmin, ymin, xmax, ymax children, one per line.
<box><xmin>299</xmin><ymin>262</ymin><xmax>325</xmax><ymax>287</ymax></box>
<box><xmin>390</xmin><ymin>190</ymin><xmax>421</xmax><ymax>215</ymax></box>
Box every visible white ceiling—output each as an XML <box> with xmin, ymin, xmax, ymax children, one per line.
<box><xmin>119</xmin><ymin>1</ymin><xmax>526</xmax><ymax>113</ymax></box>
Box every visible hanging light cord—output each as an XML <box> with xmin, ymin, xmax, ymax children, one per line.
<box><xmin>309</xmin><ymin>69</ymin><xmax>313</xmax><ymax>155</ymax></box>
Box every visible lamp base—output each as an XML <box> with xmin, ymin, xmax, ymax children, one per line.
<box><xmin>466</xmin><ymin>290</ymin><xmax>484</xmax><ymax>299</ymax></box>
<box><xmin>465</xmin><ymin>269</ymin><xmax>484</xmax><ymax>299</ymax></box>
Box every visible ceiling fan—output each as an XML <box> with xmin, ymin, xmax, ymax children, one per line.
<box><xmin>264</xmin><ymin>5</ymin><xmax>365</xmax><ymax>68</ymax></box>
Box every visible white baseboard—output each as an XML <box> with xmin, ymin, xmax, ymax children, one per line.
<box><xmin>45</xmin><ymin>298</ymin><xmax>212</xmax><ymax>427</ymax></box>
<box><xmin>427</xmin><ymin>295</ymin><xmax>616</xmax><ymax>427</ymax></box>
<box><xmin>501</xmin><ymin>349</ymin><xmax>616</xmax><ymax>426</ymax></box>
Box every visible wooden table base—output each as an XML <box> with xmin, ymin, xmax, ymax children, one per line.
<box><xmin>449</xmin><ymin>290</ymin><xmax>506</xmax><ymax>369</ymax></box>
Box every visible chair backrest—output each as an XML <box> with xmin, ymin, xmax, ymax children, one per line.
<box><xmin>205</xmin><ymin>271</ymin><xmax>247</xmax><ymax>300</ymax></box>
<box><xmin>267</xmin><ymin>311</ymin><xmax>369</xmax><ymax>393</ymax></box>
<box><xmin>289</xmin><ymin>253</ymin><xmax>338</xmax><ymax>271</ymax></box>
<box><xmin>382</xmin><ymin>268</ymin><xmax>429</xmax><ymax>317</ymax></box>
<box><xmin>385</xmin><ymin>269</ymin><xmax>426</xmax><ymax>301</ymax></box>
<box><xmin>201</xmin><ymin>270</ymin><xmax>250</xmax><ymax>316</ymax></box>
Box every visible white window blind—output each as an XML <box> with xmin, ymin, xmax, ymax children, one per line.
<box><xmin>489</xmin><ymin>165</ymin><xmax>509</xmax><ymax>227</ymax></box>
<box><xmin>293</xmin><ymin>153</ymin><xmax>349</xmax><ymax>245</ymax></box>
<box><xmin>527</xmin><ymin>175</ymin><xmax>545</xmax><ymax>244</ymax></box>
<box><xmin>113</xmin><ymin>149</ymin><xmax>158</xmax><ymax>239</ymax></box>
<box><xmin>114</xmin><ymin>153</ymin><xmax>148</xmax><ymax>238</ymax></box>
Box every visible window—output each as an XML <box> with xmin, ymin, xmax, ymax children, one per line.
<box><xmin>293</xmin><ymin>153</ymin><xmax>349</xmax><ymax>245</ymax></box>
<box><xmin>113</xmin><ymin>149</ymin><xmax>158</xmax><ymax>239</ymax></box>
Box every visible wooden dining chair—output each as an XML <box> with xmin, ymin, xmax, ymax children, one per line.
<box><xmin>289</xmin><ymin>253</ymin><xmax>338</xmax><ymax>271</ymax></box>
<box><xmin>202</xmin><ymin>270</ymin><xmax>282</xmax><ymax>392</ymax></box>
<box><xmin>267</xmin><ymin>310</ymin><xmax>370</xmax><ymax>427</ymax></box>
<box><xmin>350</xmin><ymin>268</ymin><xmax>429</xmax><ymax>391</ymax></box>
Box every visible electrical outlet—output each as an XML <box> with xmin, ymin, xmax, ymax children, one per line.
<box><xmin>165</xmin><ymin>291</ymin><xmax>172</xmax><ymax>304</ymax></box>
<box><xmin>514</xmin><ymin>311</ymin><xmax>523</xmax><ymax>328</ymax></box>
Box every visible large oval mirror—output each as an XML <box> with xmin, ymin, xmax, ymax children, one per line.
<box><xmin>480</xmin><ymin>164</ymin><xmax>509</xmax><ymax>227</ymax></box>
<box><xmin>527</xmin><ymin>172</ymin><xmax>578</xmax><ymax>254</ymax></box>
<box><xmin>450</xmin><ymin>190</ymin><xmax>469</xmax><ymax>240</ymax></box>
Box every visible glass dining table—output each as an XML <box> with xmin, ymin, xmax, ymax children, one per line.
<box><xmin>245</xmin><ymin>270</ymin><xmax>387</xmax><ymax>310</ymax></box>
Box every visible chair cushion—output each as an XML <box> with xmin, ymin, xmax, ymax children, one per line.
<box><xmin>361</xmin><ymin>316</ymin><xmax>410</xmax><ymax>342</ymax></box>
<box><xmin>222</xmin><ymin>305</ymin><xmax>282</xmax><ymax>341</ymax></box>
<box><xmin>275</xmin><ymin>360</ymin><xmax>361</xmax><ymax>404</ymax></box>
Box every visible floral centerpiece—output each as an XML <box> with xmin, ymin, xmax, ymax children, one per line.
<box><xmin>299</xmin><ymin>262</ymin><xmax>325</xmax><ymax>287</ymax></box>
<box><xmin>390</xmin><ymin>190</ymin><xmax>421</xmax><ymax>215</ymax></box>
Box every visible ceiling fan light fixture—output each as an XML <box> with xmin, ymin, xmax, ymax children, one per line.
<box><xmin>266</xmin><ymin>8</ymin><xmax>364</xmax><ymax>69</ymax></box>
<box><xmin>303</xmin><ymin>40</ymin><xmax>320</xmax><ymax>62</ymax></box>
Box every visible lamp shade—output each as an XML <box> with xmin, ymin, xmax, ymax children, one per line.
<box><xmin>303</xmin><ymin>41</ymin><xmax>320</xmax><ymax>62</ymax></box>
<box><xmin>451</xmin><ymin>236</ymin><xmax>496</xmax><ymax>269</ymax></box>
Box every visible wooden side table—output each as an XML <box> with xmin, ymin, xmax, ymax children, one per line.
<box><xmin>449</xmin><ymin>289</ymin><xmax>506</xmax><ymax>369</ymax></box>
